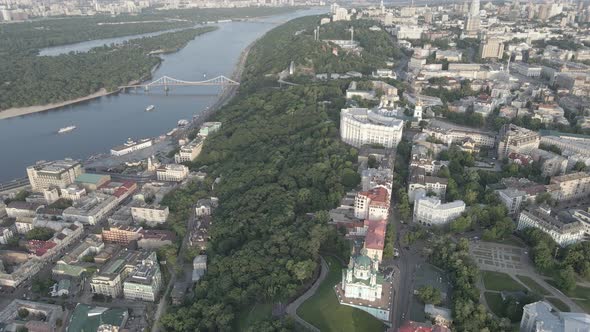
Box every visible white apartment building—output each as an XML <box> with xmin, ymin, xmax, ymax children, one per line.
<box><xmin>497</xmin><ymin>124</ymin><xmax>541</xmax><ymax>159</ymax></box>
<box><xmin>408</xmin><ymin>167</ymin><xmax>448</xmax><ymax>203</ymax></box>
<box><xmin>131</xmin><ymin>204</ymin><xmax>169</xmax><ymax>227</ymax></box>
<box><xmin>424</xmin><ymin>121</ymin><xmax>496</xmax><ymax>148</ymax></box>
<box><xmin>546</xmin><ymin>172</ymin><xmax>590</xmax><ymax>202</ymax></box>
<box><xmin>517</xmin><ymin>207</ymin><xmax>586</xmax><ymax>247</ymax></box>
<box><xmin>340</xmin><ymin>108</ymin><xmax>404</xmax><ymax>149</ymax></box>
<box><xmin>413</xmin><ymin>190</ymin><xmax>466</xmax><ymax>226</ymax></box>
<box><xmin>156</xmin><ymin>164</ymin><xmax>189</xmax><ymax>182</ymax></box>
<box><xmin>0</xmin><ymin>227</ymin><xmax>14</xmax><ymax>245</ymax></box>
<box><xmin>174</xmin><ymin>138</ymin><xmax>203</xmax><ymax>163</ymax></box>
<box><xmin>123</xmin><ymin>257</ymin><xmax>162</xmax><ymax>302</ymax></box>
<box><xmin>26</xmin><ymin>159</ymin><xmax>83</xmax><ymax>191</ymax></box>
<box><xmin>110</xmin><ymin>138</ymin><xmax>152</xmax><ymax>156</ymax></box>
<box><xmin>90</xmin><ymin>250</ymin><xmax>159</xmax><ymax>299</ymax></box>
<box><xmin>497</xmin><ymin>187</ymin><xmax>529</xmax><ymax>216</ymax></box>
<box><xmin>62</xmin><ymin>193</ymin><xmax>118</xmax><ymax>225</ymax></box>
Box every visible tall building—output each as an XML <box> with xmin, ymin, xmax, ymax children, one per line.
<box><xmin>26</xmin><ymin>159</ymin><xmax>83</xmax><ymax>191</ymax></box>
<box><xmin>480</xmin><ymin>38</ymin><xmax>505</xmax><ymax>59</ymax></box>
<box><xmin>340</xmin><ymin>108</ymin><xmax>404</xmax><ymax>149</ymax></box>
<box><xmin>464</xmin><ymin>0</ymin><xmax>480</xmax><ymax>36</ymax></box>
<box><xmin>497</xmin><ymin>124</ymin><xmax>540</xmax><ymax>159</ymax></box>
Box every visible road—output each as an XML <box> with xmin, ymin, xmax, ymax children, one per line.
<box><xmin>151</xmin><ymin>196</ymin><xmax>197</xmax><ymax>332</ymax></box>
<box><xmin>285</xmin><ymin>257</ymin><xmax>328</xmax><ymax>332</ymax></box>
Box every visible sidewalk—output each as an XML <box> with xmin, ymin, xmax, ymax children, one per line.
<box><xmin>285</xmin><ymin>257</ymin><xmax>328</xmax><ymax>332</ymax></box>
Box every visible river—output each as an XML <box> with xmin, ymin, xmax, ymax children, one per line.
<box><xmin>0</xmin><ymin>7</ymin><xmax>326</xmax><ymax>182</ymax></box>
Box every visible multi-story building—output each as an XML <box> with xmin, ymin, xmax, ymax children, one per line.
<box><xmin>497</xmin><ymin>124</ymin><xmax>541</xmax><ymax>159</ymax></box>
<box><xmin>174</xmin><ymin>137</ymin><xmax>203</xmax><ymax>163</ymax></box>
<box><xmin>0</xmin><ymin>227</ymin><xmax>14</xmax><ymax>245</ymax></box>
<box><xmin>123</xmin><ymin>254</ymin><xmax>162</xmax><ymax>302</ymax></box>
<box><xmin>110</xmin><ymin>138</ymin><xmax>152</xmax><ymax>156</ymax></box>
<box><xmin>413</xmin><ymin>190</ymin><xmax>466</xmax><ymax>226</ymax></box>
<box><xmin>62</xmin><ymin>193</ymin><xmax>119</xmax><ymax>225</ymax></box>
<box><xmin>546</xmin><ymin>172</ymin><xmax>590</xmax><ymax>202</ymax></box>
<box><xmin>340</xmin><ymin>108</ymin><xmax>404</xmax><ymax>149</ymax></box>
<box><xmin>517</xmin><ymin>206</ymin><xmax>586</xmax><ymax>247</ymax></box>
<box><xmin>0</xmin><ymin>300</ymin><xmax>63</xmax><ymax>332</ymax></box>
<box><xmin>90</xmin><ymin>250</ymin><xmax>160</xmax><ymax>299</ymax></box>
<box><xmin>199</xmin><ymin>122</ymin><xmax>222</xmax><ymax>137</ymax></box>
<box><xmin>102</xmin><ymin>225</ymin><xmax>143</xmax><ymax>245</ymax></box>
<box><xmin>130</xmin><ymin>204</ymin><xmax>169</xmax><ymax>227</ymax></box>
<box><xmin>361</xmin><ymin>168</ymin><xmax>393</xmax><ymax>193</ymax></box>
<box><xmin>520</xmin><ymin>301</ymin><xmax>590</xmax><ymax>332</ymax></box>
<box><xmin>497</xmin><ymin>187</ymin><xmax>529</xmax><ymax>216</ymax></box>
<box><xmin>479</xmin><ymin>38</ymin><xmax>505</xmax><ymax>59</ymax></box>
<box><xmin>530</xmin><ymin>148</ymin><xmax>567</xmax><ymax>177</ymax></box>
<box><xmin>194</xmin><ymin>197</ymin><xmax>219</xmax><ymax>217</ymax></box>
<box><xmin>26</xmin><ymin>159</ymin><xmax>83</xmax><ymax>191</ymax></box>
<box><xmin>156</xmin><ymin>164</ymin><xmax>189</xmax><ymax>182</ymax></box>
<box><xmin>464</xmin><ymin>0</ymin><xmax>480</xmax><ymax>36</ymax></box>
<box><xmin>363</xmin><ymin>219</ymin><xmax>386</xmax><ymax>262</ymax></box>
<box><xmin>424</xmin><ymin>120</ymin><xmax>496</xmax><ymax>148</ymax></box>
<box><xmin>192</xmin><ymin>255</ymin><xmax>207</xmax><ymax>282</ymax></box>
<box><xmin>354</xmin><ymin>187</ymin><xmax>390</xmax><ymax>221</ymax></box>
<box><xmin>408</xmin><ymin>167</ymin><xmax>448</xmax><ymax>203</ymax></box>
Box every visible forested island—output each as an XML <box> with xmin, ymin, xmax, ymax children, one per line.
<box><xmin>0</xmin><ymin>27</ymin><xmax>215</xmax><ymax>110</ymax></box>
<box><xmin>0</xmin><ymin>6</ymin><xmax>298</xmax><ymax>111</ymax></box>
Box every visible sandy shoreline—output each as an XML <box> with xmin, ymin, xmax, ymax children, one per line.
<box><xmin>0</xmin><ymin>88</ymin><xmax>116</xmax><ymax>120</ymax></box>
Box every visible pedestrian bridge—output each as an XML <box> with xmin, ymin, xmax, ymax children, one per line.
<box><xmin>121</xmin><ymin>75</ymin><xmax>240</xmax><ymax>90</ymax></box>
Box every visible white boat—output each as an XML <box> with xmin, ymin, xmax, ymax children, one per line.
<box><xmin>177</xmin><ymin>119</ymin><xmax>189</xmax><ymax>127</ymax></box>
<box><xmin>145</xmin><ymin>105</ymin><xmax>155</xmax><ymax>112</ymax></box>
<box><xmin>58</xmin><ymin>125</ymin><xmax>76</xmax><ymax>134</ymax></box>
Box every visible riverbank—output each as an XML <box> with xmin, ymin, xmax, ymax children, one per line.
<box><xmin>0</xmin><ymin>89</ymin><xmax>115</xmax><ymax>120</ymax></box>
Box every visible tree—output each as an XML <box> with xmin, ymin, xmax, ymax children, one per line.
<box><xmin>17</xmin><ymin>308</ymin><xmax>29</xmax><ymax>319</ymax></box>
<box><xmin>573</xmin><ymin>161</ymin><xmax>588</xmax><ymax>172</ymax></box>
<box><xmin>555</xmin><ymin>266</ymin><xmax>577</xmax><ymax>292</ymax></box>
<box><xmin>383</xmin><ymin>223</ymin><xmax>396</xmax><ymax>258</ymax></box>
<box><xmin>25</xmin><ymin>227</ymin><xmax>54</xmax><ymax>241</ymax></box>
<box><xmin>368</xmin><ymin>155</ymin><xmax>378</xmax><ymax>169</ymax></box>
<box><xmin>416</xmin><ymin>285</ymin><xmax>442</xmax><ymax>305</ymax></box>
<box><xmin>450</xmin><ymin>216</ymin><xmax>472</xmax><ymax>233</ymax></box>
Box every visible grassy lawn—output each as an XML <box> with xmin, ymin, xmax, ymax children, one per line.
<box><xmin>488</xmin><ymin>235</ymin><xmax>527</xmax><ymax>247</ymax></box>
<box><xmin>297</xmin><ymin>256</ymin><xmax>384</xmax><ymax>332</ymax></box>
<box><xmin>545</xmin><ymin>297</ymin><xmax>570</xmax><ymax>312</ymax></box>
<box><xmin>515</xmin><ymin>275</ymin><xmax>550</xmax><ymax>295</ymax></box>
<box><xmin>482</xmin><ymin>271</ymin><xmax>526</xmax><ymax>292</ymax></box>
<box><xmin>236</xmin><ymin>303</ymin><xmax>272</xmax><ymax>330</ymax></box>
<box><xmin>573</xmin><ymin>299</ymin><xmax>590</xmax><ymax>313</ymax></box>
<box><xmin>484</xmin><ymin>292</ymin><xmax>504</xmax><ymax>317</ymax></box>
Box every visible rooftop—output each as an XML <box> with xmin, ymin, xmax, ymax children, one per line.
<box><xmin>75</xmin><ymin>173</ymin><xmax>109</xmax><ymax>185</ymax></box>
<box><xmin>364</xmin><ymin>219</ymin><xmax>386</xmax><ymax>250</ymax></box>
<box><xmin>66</xmin><ymin>304</ymin><xmax>128</xmax><ymax>332</ymax></box>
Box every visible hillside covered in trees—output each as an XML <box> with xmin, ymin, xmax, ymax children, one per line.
<box><xmin>158</xmin><ymin>15</ymin><xmax>400</xmax><ymax>331</ymax></box>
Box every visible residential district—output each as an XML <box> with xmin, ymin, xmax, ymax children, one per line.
<box><xmin>3</xmin><ymin>0</ymin><xmax>590</xmax><ymax>331</ymax></box>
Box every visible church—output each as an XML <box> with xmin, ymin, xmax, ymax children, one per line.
<box><xmin>335</xmin><ymin>249</ymin><xmax>392</xmax><ymax>324</ymax></box>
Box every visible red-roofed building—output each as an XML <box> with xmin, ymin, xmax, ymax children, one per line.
<box><xmin>397</xmin><ymin>321</ymin><xmax>450</xmax><ymax>332</ymax></box>
<box><xmin>98</xmin><ymin>180</ymin><xmax>137</xmax><ymax>201</ymax></box>
<box><xmin>363</xmin><ymin>219</ymin><xmax>387</xmax><ymax>262</ymax></box>
<box><xmin>354</xmin><ymin>187</ymin><xmax>390</xmax><ymax>221</ymax></box>
<box><xmin>507</xmin><ymin>152</ymin><xmax>533</xmax><ymax>166</ymax></box>
<box><xmin>27</xmin><ymin>240</ymin><xmax>57</xmax><ymax>257</ymax></box>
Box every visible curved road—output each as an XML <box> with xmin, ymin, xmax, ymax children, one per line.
<box><xmin>286</xmin><ymin>256</ymin><xmax>328</xmax><ymax>332</ymax></box>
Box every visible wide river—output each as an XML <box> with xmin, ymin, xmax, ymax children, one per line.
<box><xmin>0</xmin><ymin>7</ymin><xmax>325</xmax><ymax>182</ymax></box>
